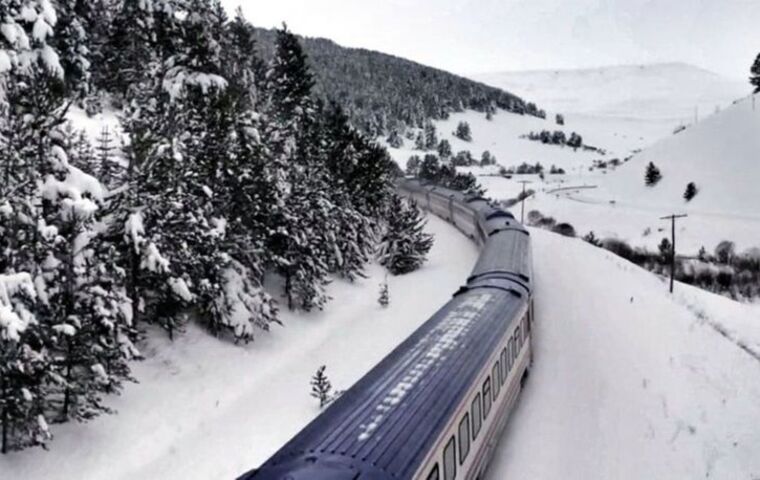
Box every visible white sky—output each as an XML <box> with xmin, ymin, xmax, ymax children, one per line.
<box><xmin>223</xmin><ymin>0</ymin><xmax>760</xmax><ymax>80</ymax></box>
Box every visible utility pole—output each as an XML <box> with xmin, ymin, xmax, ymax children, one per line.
<box><xmin>518</xmin><ymin>180</ymin><xmax>532</xmax><ymax>224</ymax></box>
<box><xmin>659</xmin><ymin>214</ymin><xmax>688</xmax><ymax>293</ymax></box>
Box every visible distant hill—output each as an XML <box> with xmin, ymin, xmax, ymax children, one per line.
<box><xmin>472</xmin><ymin>62</ymin><xmax>749</xmax><ymax>122</ymax></box>
<box><xmin>252</xmin><ymin>28</ymin><xmax>533</xmax><ymax>135</ymax></box>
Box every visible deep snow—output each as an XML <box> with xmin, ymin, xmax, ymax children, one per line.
<box><xmin>0</xmin><ymin>214</ymin><xmax>478</xmax><ymax>480</ymax></box>
<box><xmin>488</xmin><ymin>229</ymin><xmax>760</xmax><ymax>479</ymax></box>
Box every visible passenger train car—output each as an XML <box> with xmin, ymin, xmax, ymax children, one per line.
<box><xmin>238</xmin><ymin>179</ymin><xmax>534</xmax><ymax>480</ymax></box>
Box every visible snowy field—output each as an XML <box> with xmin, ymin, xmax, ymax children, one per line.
<box><xmin>0</xmin><ymin>215</ymin><xmax>478</xmax><ymax>479</ymax></box>
<box><xmin>472</xmin><ymin>63</ymin><xmax>747</xmax><ymax>123</ymax></box>
<box><xmin>488</xmin><ymin>229</ymin><xmax>760</xmax><ymax>479</ymax></box>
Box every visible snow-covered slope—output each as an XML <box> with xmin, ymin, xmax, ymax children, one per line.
<box><xmin>488</xmin><ymin>228</ymin><xmax>760</xmax><ymax>479</ymax></box>
<box><xmin>0</xmin><ymin>215</ymin><xmax>478</xmax><ymax>480</ymax></box>
<box><xmin>600</xmin><ymin>95</ymin><xmax>760</xmax><ymax>218</ymax></box>
<box><xmin>473</xmin><ymin>63</ymin><xmax>748</xmax><ymax>123</ymax></box>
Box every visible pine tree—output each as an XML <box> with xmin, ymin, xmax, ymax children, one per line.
<box><xmin>567</xmin><ymin>132</ymin><xmax>583</xmax><ymax>148</ymax></box>
<box><xmin>556</xmin><ymin>114</ymin><xmax>565</xmax><ymax>125</ymax></box>
<box><xmin>480</xmin><ymin>150</ymin><xmax>495</xmax><ymax>166</ymax></box>
<box><xmin>453</xmin><ymin>121</ymin><xmax>472</xmax><ymax>141</ymax></box>
<box><xmin>658</xmin><ymin>237</ymin><xmax>672</xmax><ymax>264</ymax></box>
<box><xmin>406</xmin><ymin>155</ymin><xmax>421</xmax><ymax>176</ymax></box>
<box><xmin>387</xmin><ymin>130</ymin><xmax>403</xmax><ymax>148</ymax></box>
<box><xmin>751</xmin><ymin>52</ymin><xmax>760</xmax><ymax>93</ymax></box>
<box><xmin>414</xmin><ymin>131</ymin><xmax>425</xmax><ymax>150</ymax></box>
<box><xmin>683</xmin><ymin>182</ymin><xmax>697</xmax><ymax>201</ymax></box>
<box><xmin>645</xmin><ymin>162</ymin><xmax>662</xmax><ymax>186</ymax></box>
<box><xmin>0</xmin><ymin>0</ymin><xmax>70</xmax><ymax>452</ymax></box>
<box><xmin>310</xmin><ymin>365</ymin><xmax>332</xmax><ymax>408</ymax></box>
<box><xmin>378</xmin><ymin>280</ymin><xmax>389</xmax><ymax>307</ymax></box>
<box><xmin>583</xmin><ymin>231</ymin><xmax>603</xmax><ymax>247</ymax></box>
<box><xmin>378</xmin><ymin>195</ymin><xmax>434</xmax><ymax>275</ymax></box>
<box><xmin>423</xmin><ymin>121</ymin><xmax>438</xmax><ymax>150</ymax></box>
<box><xmin>437</xmin><ymin>139</ymin><xmax>452</xmax><ymax>159</ymax></box>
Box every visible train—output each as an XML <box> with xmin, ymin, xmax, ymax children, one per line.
<box><xmin>238</xmin><ymin>179</ymin><xmax>534</xmax><ymax>480</ymax></box>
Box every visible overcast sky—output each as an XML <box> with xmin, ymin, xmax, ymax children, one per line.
<box><xmin>223</xmin><ymin>0</ymin><xmax>760</xmax><ymax>80</ymax></box>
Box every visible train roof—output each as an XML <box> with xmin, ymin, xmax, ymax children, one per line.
<box><xmin>251</xmin><ymin>288</ymin><xmax>529</xmax><ymax>479</ymax></box>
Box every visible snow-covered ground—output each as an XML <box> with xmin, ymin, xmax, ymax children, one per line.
<box><xmin>488</xmin><ymin>228</ymin><xmax>760</xmax><ymax>479</ymax></box>
<box><xmin>0</xmin><ymin>215</ymin><xmax>478</xmax><ymax>480</ymax></box>
<box><xmin>386</xmin><ymin>87</ymin><xmax>760</xmax><ymax>254</ymax></box>
<box><xmin>472</xmin><ymin>62</ymin><xmax>748</xmax><ymax>123</ymax></box>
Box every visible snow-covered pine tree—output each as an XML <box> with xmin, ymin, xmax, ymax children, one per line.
<box><xmin>378</xmin><ymin>195</ymin><xmax>434</xmax><ymax>275</ymax></box>
<box><xmin>53</xmin><ymin>0</ymin><xmax>94</xmax><ymax>97</ymax></box>
<box><xmin>95</xmin><ymin>126</ymin><xmax>122</xmax><ymax>188</ymax></box>
<box><xmin>38</xmin><ymin>135</ymin><xmax>136</xmax><ymax>422</ymax></box>
<box><xmin>418</xmin><ymin>154</ymin><xmax>441</xmax><ymax>182</ymax></box>
<box><xmin>453</xmin><ymin>121</ymin><xmax>472</xmax><ymax>141</ymax></box>
<box><xmin>0</xmin><ymin>273</ymin><xmax>52</xmax><ymax>454</ymax></box>
<box><xmin>102</xmin><ymin>0</ymin><xmax>157</xmax><ymax>95</ymax></box>
<box><xmin>437</xmin><ymin>139</ymin><xmax>452</xmax><ymax>159</ymax></box>
<box><xmin>262</xmin><ymin>25</ymin><xmax>332</xmax><ymax>311</ymax></box>
<box><xmin>480</xmin><ymin>150</ymin><xmax>495</xmax><ymax>166</ymax></box>
<box><xmin>387</xmin><ymin>129</ymin><xmax>403</xmax><ymax>148</ymax></box>
<box><xmin>414</xmin><ymin>131</ymin><xmax>425</xmax><ymax>150</ymax></box>
<box><xmin>423</xmin><ymin>121</ymin><xmax>438</xmax><ymax>150</ymax></box>
<box><xmin>645</xmin><ymin>162</ymin><xmax>662</xmax><ymax>186</ymax></box>
<box><xmin>567</xmin><ymin>132</ymin><xmax>583</xmax><ymax>149</ymax></box>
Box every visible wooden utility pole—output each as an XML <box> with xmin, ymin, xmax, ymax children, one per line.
<box><xmin>660</xmin><ymin>214</ymin><xmax>688</xmax><ymax>293</ymax></box>
<box><xmin>518</xmin><ymin>180</ymin><xmax>532</xmax><ymax>224</ymax></box>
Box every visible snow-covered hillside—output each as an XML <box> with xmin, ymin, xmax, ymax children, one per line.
<box><xmin>488</xmin><ymin>228</ymin><xmax>760</xmax><ymax>479</ymax></box>
<box><xmin>600</xmin><ymin>95</ymin><xmax>760</xmax><ymax>217</ymax></box>
<box><xmin>473</xmin><ymin>63</ymin><xmax>748</xmax><ymax>123</ymax></box>
<box><xmin>388</xmin><ymin>96</ymin><xmax>760</xmax><ymax>253</ymax></box>
<box><xmin>0</xmin><ymin>215</ymin><xmax>478</xmax><ymax>480</ymax></box>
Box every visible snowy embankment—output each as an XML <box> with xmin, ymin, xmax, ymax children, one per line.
<box><xmin>0</xmin><ymin>215</ymin><xmax>477</xmax><ymax>480</ymax></box>
<box><xmin>488</xmin><ymin>228</ymin><xmax>760</xmax><ymax>479</ymax></box>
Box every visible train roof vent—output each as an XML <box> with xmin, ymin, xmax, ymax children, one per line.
<box><xmin>486</xmin><ymin>211</ymin><xmax>514</xmax><ymax>220</ymax></box>
<box><xmin>262</xmin><ymin>457</ymin><xmax>361</xmax><ymax>480</ymax></box>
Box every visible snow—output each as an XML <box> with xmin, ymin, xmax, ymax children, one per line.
<box><xmin>487</xmin><ymin>228</ymin><xmax>760</xmax><ymax>479</ymax></box>
<box><xmin>0</xmin><ymin>273</ymin><xmax>37</xmax><ymax>341</ymax></box>
<box><xmin>0</xmin><ymin>50</ymin><xmax>11</xmax><ymax>73</ymax></box>
<box><xmin>389</xmin><ymin>91</ymin><xmax>760</xmax><ymax>254</ymax></box>
<box><xmin>168</xmin><ymin>277</ymin><xmax>194</xmax><ymax>303</ymax></box>
<box><xmin>0</xmin><ymin>214</ymin><xmax>478</xmax><ymax>480</ymax></box>
<box><xmin>473</xmin><ymin>63</ymin><xmax>748</xmax><ymax>123</ymax></box>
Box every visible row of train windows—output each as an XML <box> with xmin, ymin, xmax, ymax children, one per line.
<box><xmin>427</xmin><ymin>318</ymin><xmax>529</xmax><ymax>480</ymax></box>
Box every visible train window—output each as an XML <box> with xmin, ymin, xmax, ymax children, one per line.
<box><xmin>443</xmin><ymin>436</ymin><xmax>456</xmax><ymax>480</ymax></box>
<box><xmin>426</xmin><ymin>464</ymin><xmax>440</xmax><ymax>480</ymax></box>
<box><xmin>492</xmin><ymin>363</ymin><xmax>500</xmax><ymax>400</ymax></box>
<box><xmin>507</xmin><ymin>339</ymin><xmax>514</xmax><ymax>371</ymax></box>
<box><xmin>516</xmin><ymin>326</ymin><xmax>522</xmax><ymax>347</ymax></box>
<box><xmin>458</xmin><ymin>414</ymin><xmax>470</xmax><ymax>464</ymax></box>
<box><xmin>500</xmin><ymin>348</ymin><xmax>508</xmax><ymax>383</ymax></box>
<box><xmin>483</xmin><ymin>378</ymin><xmax>492</xmax><ymax>418</ymax></box>
<box><xmin>471</xmin><ymin>394</ymin><xmax>482</xmax><ymax>439</ymax></box>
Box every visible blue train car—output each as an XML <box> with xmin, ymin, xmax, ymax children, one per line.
<box><xmin>239</xmin><ymin>179</ymin><xmax>534</xmax><ymax>480</ymax></box>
